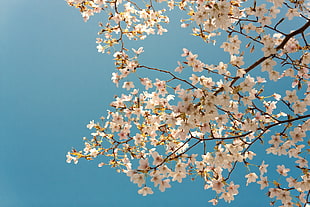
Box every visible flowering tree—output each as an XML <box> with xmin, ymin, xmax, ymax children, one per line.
<box><xmin>66</xmin><ymin>0</ymin><xmax>310</xmax><ymax>205</ymax></box>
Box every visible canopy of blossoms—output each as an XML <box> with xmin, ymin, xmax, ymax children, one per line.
<box><xmin>65</xmin><ymin>0</ymin><xmax>310</xmax><ymax>206</ymax></box>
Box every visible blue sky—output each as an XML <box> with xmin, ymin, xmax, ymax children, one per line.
<box><xmin>1</xmin><ymin>0</ymin><xmax>307</xmax><ymax>207</ymax></box>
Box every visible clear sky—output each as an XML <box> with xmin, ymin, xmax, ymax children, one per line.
<box><xmin>1</xmin><ymin>0</ymin><xmax>306</xmax><ymax>207</ymax></box>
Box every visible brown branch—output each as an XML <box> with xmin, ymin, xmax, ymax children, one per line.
<box><xmin>265</xmin><ymin>114</ymin><xmax>310</xmax><ymax>129</ymax></box>
<box><xmin>276</xmin><ymin>20</ymin><xmax>310</xmax><ymax>50</ymax></box>
<box><xmin>151</xmin><ymin>138</ymin><xmax>192</xmax><ymax>170</ymax></box>
<box><xmin>228</xmin><ymin>19</ymin><xmax>310</xmax><ymax>88</ymax></box>
<box><xmin>137</xmin><ymin>65</ymin><xmax>198</xmax><ymax>89</ymax></box>
<box><xmin>241</xmin><ymin>114</ymin><xmax>310</xmax><ymax>154</ymax></box>
<box><xmin>190</xmin><ymin>131</ymin><xmax>253</xmax><ymax>141</ymax></box>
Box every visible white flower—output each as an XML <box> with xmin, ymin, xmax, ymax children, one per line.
<box><xmin>302</xmin><ymin>52</ymin><xmax>310</xmax><ymax>64</ymax></box>
<box><xmin>132</xmin><ymin>47</ymin><xmax>144</xmax><ymax>55</ymax></box>
<box><xmin>132</xmin><ymin>174</ymin><xmax>145</xmax><ymax>187</ymax></box>
<box><xmin>89</xmin><ymin>148</ymin><xmax>99</xmax><ymax>157</ymax></box>
<box><xmin>122</xmin><ymin>81</ymin><xmax>135</xmax><ymax>90</ymax></box>
<box><xmin>138</xmin><ymin>187</ymin><xmax>153</xmax><ymax>196</ymax></box>
<box><xmin>230</xmin><ymin>55</ymin><xmax>244</xmax><ymax>67</ymax></box>
<box><xmin>66</xmin><ymin>152</ymin><xmax>78</xmax><ymax>164</ymax></box>
<box><xmin>262</xmin><ymin>41</ymin><xmax>276</xmax><ymax>57</ymax></box>
<box><xmin>276</xmin><ymin>165</ymin><xmax>290</xmax><ymax>176</ymax></box>
<box><xmin>283</xmin><ymin>90</ymin><xmax>298</xmax><ymax>103</ymax></box>
<box><xmin>290</xmin><ymin>127</ymin><xmax>306</xmax><ymax>143</ymax></box>
<box><xmin>151</xmin><ymin>151</ymin><xmax>163</xmax><ymax>166</ymax></box>
<box><xmin>257</xmin><ymin>176</ymin><xmax>269</xmax><ymax>189</ymax></box>
<box><xmin>286</xmin><ymin>8</ymin><xmax>300</xmax><ymax>20</ymax></box>
<box><xmin>138</xmin><ymin>158</ymin><xmax>150</xmax><ymax>170</ymax></box>
<box><xmin>245</xmin><ymin>173</ymin><xmax>258</xmax><ymax>185</ymax></box>
<box><xmin>261</xmin><ymin>58</ymin><xmax>276</xmax><ymax>72</ymax></box>
<box><xmin>86</xmin><ymin>120</ymin><xmax>96</xmax><ymax>129</ymax></box>
<box><xmin>259</xmin><ymin>160</ymin><xmax>269</xmax><ymax>175</ymax></box>
<box><xmin>159</xmin><ymin>179</ymin><xmax>171</xmax><ymax>192</ymax></box>
<box><xmin>293</xmin><ymin>101</ymin><xmax>307</xmax><ymax>114</ymax></box>
<box><xmin>171</xmin><ymin>171</ymin><xmax>186</xmax><ymax>183</ymax></box>
<box><xmin>96</xmin><ymin>44</ymin><xmax>105</xmax><ymax>53</ymax></box>
<box><xmin>211</xmin><ymin>180</ymin><xmax>225</xmax><ymax>193</ymax></box>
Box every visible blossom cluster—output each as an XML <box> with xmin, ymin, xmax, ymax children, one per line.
<box><xmin>66</xmin><ymin>0</ymin><xmax>310</xmax><ymax>206</ymax></box>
